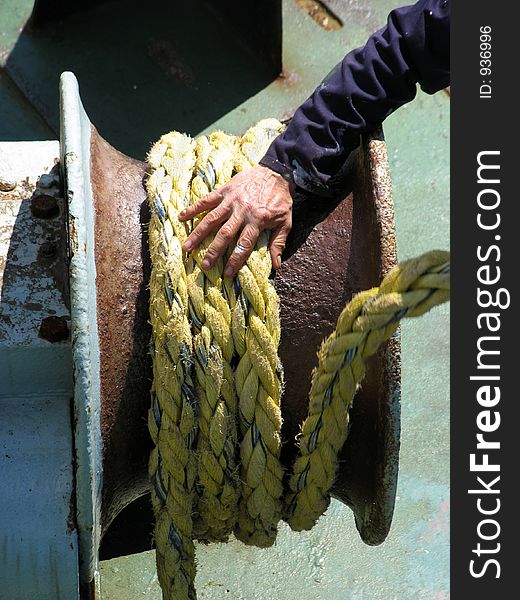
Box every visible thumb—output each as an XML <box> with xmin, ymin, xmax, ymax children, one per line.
<box><xmin>269</xmin><ymin>222</ymin><xmax>291</xmax><ymax>270</ymax></box>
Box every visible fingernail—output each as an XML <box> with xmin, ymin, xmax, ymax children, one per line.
<box><xmin>179</xmin><ymin>209</ymin><xmax>186</xmax><ymax>218</ymax></box>
<box><xmin>184</xmin><ymin>240</ymin><xmax>192</xmax><ymax>251</ymax></box>
<box><xmin>202</xmin><ymin>259</ymin><xmax>211</xmax><ymax>269</ymax></box>
<box><xmin>224</xmin><ymin>266</ymin><xmax>234</xmax><ymax>277</ymax></box>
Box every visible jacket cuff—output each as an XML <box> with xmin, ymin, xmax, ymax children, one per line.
<box><xmin>259</xmin><ymin>146</ymin><xmax>336</xmax><ymax>197</ymax></box>
<box><xmin>258</xmin><ymin>153</ymin><xmax>295</xmax><ymax>184</ymax></box>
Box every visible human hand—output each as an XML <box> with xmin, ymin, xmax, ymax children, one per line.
<box><xmin>179</xmin><ymin>164</ymin><xmax>293</xmax><ymax>276</ymax></box>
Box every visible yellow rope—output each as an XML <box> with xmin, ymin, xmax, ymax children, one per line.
<box><xmin>146</xmin><ymin>122</ymin><xmax>450</xmax><ymax>599</ymax></box>
<box><xmin>286</xmin><ymin>250</ymin><xmax>450</xmax><ymax>530</ymax></box>
<box><xmin>231</xmin><ymin>119</ymin><xmax>286</xmax><ymax>547</ymax></box>
<box><xmin>147</xmin><ymin>133</ymin><xmax>198</xmax><ymax>600</ymax></box>
<box><xmin>187</xmin><ymin>132</ymin><xmax>240</xmax><ymax>542</ymax></box>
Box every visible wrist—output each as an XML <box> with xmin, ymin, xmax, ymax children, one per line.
<box><xmin>258</xmin><ymin>157</ymin><xmax>295</xmax><ymax>190</ymax></box>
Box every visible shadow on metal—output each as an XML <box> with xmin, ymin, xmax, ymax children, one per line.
<box><xmin>6</xmin><ymin>0</ymin><xmax>281</xmax><ymax>159</ymax></box>
<box><xmin>0</xmin><ymin>141</ymin><xmax>78</xmax><ymax>598</ymax></box>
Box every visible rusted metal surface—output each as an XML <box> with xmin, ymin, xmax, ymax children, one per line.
<box><xmin>277</xmin><ymin>133</ymin><xmax>400</xmax><ymax>546</ymax></box>
<box><xmin>90</xmin><ymin>128</ymin><xmax>400</xmax><ymax>551</ymax></box>
<box><xmin>0</xmin><ymin>175</ymin><xmax>17</xmax><ymax>192</ymax></box>
<box><xmin>294</xmin><ymin>0</ymin><xmax>344</xmax><ymax>30</ymax></box>
<box><xmin>89</xmin><ymin>127</ymin><xmax>152</xmax><ymax>534</ymax></box>
<box><xmin>39</xmin><ymin>239</ymin><xmax>57</xmax><ymax>258</ymax></box>
<box><xmin>340</xmin><ymin>137</ymin><xmax>401</xmax><ymax>546</ymax></box>
<box><xmin>0</xmin><ymin>142</ymin><xmax>69</xmax><ymax>353</ymax></box>
<box><xmin>30</xmin><ymin>192</ymin><xmax>60</xmax><ymax>218</ymax></box>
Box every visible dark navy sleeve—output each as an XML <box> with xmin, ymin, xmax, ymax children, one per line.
<box><xmin>259</xmin><ymin>0</ymin><xmax>450</xmax><ymax>195</ymax></box>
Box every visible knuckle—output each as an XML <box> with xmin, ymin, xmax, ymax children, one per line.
<box><xmin>205</xmin><ymin>210</ymin><xmax>220</xmax><ymax>225</ymax></box>
<box><xmin>220</xmin><ymin>224</ymin><xmax>235</xmax><ymax>240</ymax></box>
<box><xmin>228</xmin><ymin>257</ymin><xmax>240</xmax><ymax>269</ymax></box>
<box><xmin>188</xmin><ymin>230</ymin><xmax>200</xmax><ymax>243</ymax></box>
<box><xmin>255</xmin><ymin>207</ymin><xmax>271</xmax><ymax>224</ymax></box>
<box><xmin>238</xmin><ymin>237</ymin><xmax>254</xmax><ymax>251</ymax></box>
<box><xmin>230</xmin><ymin>257</ymin><xmax>245</xmax><ymax>272</ymax></box>
<box><xmin>208</xmin><ymin>190</ymin><xmax>223</xmax><ymax>205</ymax></box>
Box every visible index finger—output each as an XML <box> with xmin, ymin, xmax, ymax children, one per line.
<box><xmin>178</xmin><ymin>189</ymin><xmax>223</xmax><ymax>221</ymax></box>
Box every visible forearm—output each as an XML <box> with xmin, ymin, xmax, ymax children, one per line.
<box><xmin>260</xmin><ymin>0</ymin><xmax>450</xmax><ymax>195</ymax></box>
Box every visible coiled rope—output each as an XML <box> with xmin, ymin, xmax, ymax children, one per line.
<box><xmin>146</xmin><ymin>120</ymin><xmax>450</xmax><ymax>599</ymax></box>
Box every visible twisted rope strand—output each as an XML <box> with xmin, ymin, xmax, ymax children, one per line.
<box><xmin>187</xmin><ymin>132</ymin><xmax>241</xmax><ymax>542</ymax></box>
<box><xmin>231</xmin><ymin>121</ymin><xmax>286</xmax><ymax>547</ymax></box>
<box><xmin>286</xmin><ymin>251</ymin><xmax>450</xmax><ymax>531</ymax></box>
<box><xmin>147</xmin><ymin>133</ymin><xmax>198</xmax><ymax>600</ymax></box>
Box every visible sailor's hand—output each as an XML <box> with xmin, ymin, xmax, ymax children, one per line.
<box><xmin>179</xmin><ymin>165</ymin><xmax>293</xmax><ymax>276</ymax></box>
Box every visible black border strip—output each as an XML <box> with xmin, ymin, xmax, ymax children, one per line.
<box><xmin>451</xmin><ymin>1</ymin><xmax>515</xmax><ymax>595</ymax></box>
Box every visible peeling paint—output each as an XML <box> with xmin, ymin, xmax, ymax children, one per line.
<box><xmin>0</xmin><ymin>142</ymin><xmax>69</xmax><ymax>347</ymax></box>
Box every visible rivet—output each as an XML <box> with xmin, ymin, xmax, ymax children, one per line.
<box><xmin>38</xmin><ymin>173</ymin><xmax>60</xmax><ymax>189</ymax></box>
<box><xmin>31</xmin><ymin>194</ymin><xmax>60</xmax><ymax>219</ymax></box>
<box><xmin>0</xmin><ymin>176</ymin><xmax>17</xmax><ymax>192</ymax></box>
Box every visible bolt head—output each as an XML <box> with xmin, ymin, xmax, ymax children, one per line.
<box><xmin>31</xmin><ymin>194</ymin><xmax>60</xmax><ymax>219</ymax></box>
<box><xmin>0</xmin><ymin>176</ymin><xmax>17</xmax><ymax>192</ymax></box>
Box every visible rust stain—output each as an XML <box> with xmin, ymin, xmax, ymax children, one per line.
<box><xmin>294</xmin><ymin>0</ymin><xmax>343</xmax><ymax>30</ymax></box>
<box><xmin>0</xmin><ymin>176</ymin><xmax>34</xmax><ymax>202</ymax></box>
<box><xmin>39</xmin><ymin>241</ymin><xmax>57</xmax><ymax>259</ymax></box>
<box><xmin>89</xmin><ymin>127</ymin><xmax>152</xmax><ymax>535</ymax></box>
<box><xmin>69</xmin><ymin>214</ymin><xmax>78</xmax><ymax>254</ymax></box>
<box><xmin>24</xmin><ymin>302</ymin><xmax>44</xmax><ymax>311</ymax></box>
<box><xmin>0</xmin><ymin>177</ymin><xmax>17</xmax><ymax>192</ymax></box>
<box><xmin>275</xmin><ymin>68</ymin><xmax>301</xmax><ymax>88</ymax></box>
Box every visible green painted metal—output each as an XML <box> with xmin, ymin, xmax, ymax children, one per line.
<box><xmin>0</xmin><ymin>0</ymin><xmax>449</xmax><ymax>598</ymax></box>
<box><xmin>1</xmin><ymin>0</ymin><xmax>277</xmax><ymax>158</ymax></box>
<box><xmin>0</xmin><ymin>0</ymin><xmax>33</xmax><ymax>59</ymax></box>
<box><xmin>0</xmin><ymin>71</ymin><xmax>53</xmax><ymax>140</ymax></box>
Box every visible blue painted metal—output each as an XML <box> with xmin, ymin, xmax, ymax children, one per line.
<box><xmin>0</xmin><ymin>77</ymin><xmax>104</xmax><ymax>598</ymax></box>
<box><xmin>59</xmin><ymin>71</ymin><xmax>103</xmax><ymax>597</ymax></box>
<box><xmin>0</xmin><ymin>140</ymin><xmax>79</xmax><ymax>599</ymax></box>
